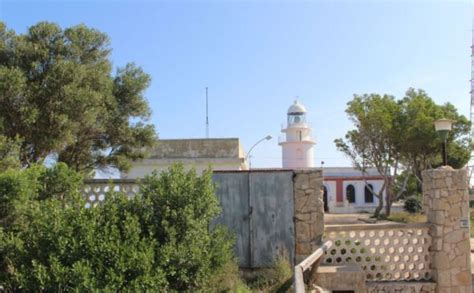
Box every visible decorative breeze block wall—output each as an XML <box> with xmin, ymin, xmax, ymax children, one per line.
<box><xmin>82</xmin><ymin>180</ymin><xmax>139</xmax><ymax>207</ymax></box>
<box><xmin>322</xmin><ymin>223</ymin><xmax>432</xmax><ymax>282</ymax></box>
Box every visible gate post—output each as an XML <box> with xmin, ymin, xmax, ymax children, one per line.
<box><xmin>293</xmin><ymin>170</ymin><xmax>324</xmax><ymax>264</ymax></box>
<box><xmin>422</xmin><ymin>167</ymin><xmax>472</xmax><ymax>293</ymax></box>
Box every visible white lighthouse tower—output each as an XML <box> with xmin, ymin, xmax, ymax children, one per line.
<box><xmin>279</xmin><ymin>100</ymin><xmax>316</xmax><ymax>169</ymax></box>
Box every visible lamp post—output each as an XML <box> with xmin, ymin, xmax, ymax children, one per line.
<box><xmin>246</xmin><ymin>135</ymin><xmax>272</xmax><ymax>169</ymax></box>
<box><xmin>245</xmin><ymin>134</ymin><xmax>272</xmax><ymax>268</ymax></box>
<box><xmin>434</xmin><ymin>118</ymin><xmax>454</xmax><ymax>166</ymax></box>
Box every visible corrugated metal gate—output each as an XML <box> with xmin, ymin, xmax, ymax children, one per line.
<box><xmin>212</xmin><ymin>171</ymin><xmax>295</xmax><ymax>268</ymax></box>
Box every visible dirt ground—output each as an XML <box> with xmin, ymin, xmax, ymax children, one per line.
<box><xmin>324</xmin><ymin>213</ymin><xmax>374</xmax><ymax>225</ymax></box>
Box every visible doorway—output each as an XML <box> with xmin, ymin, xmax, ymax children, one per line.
<box><xmin>323</xmin><ymin>186</ymin><xmax>329</xmax><ymax>212</ymax></box>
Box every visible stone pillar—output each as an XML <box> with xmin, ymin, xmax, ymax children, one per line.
<box><xmin>422</xmin><ymin>167</ymin><xmax>472</xmax><ymax>293</ymax></box>
<box><xmin>293</xmin><ymin>170</ymin><xmax>325</xmax><ymax>264</ymax></box>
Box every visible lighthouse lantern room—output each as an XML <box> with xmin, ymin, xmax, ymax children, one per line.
<box><xmin>279</xmin><ymin>100</ymin><xmax>316</xmax><ymax>169</ymax></box>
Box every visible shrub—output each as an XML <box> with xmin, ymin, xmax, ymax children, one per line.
<box><xmin>37</xmin><ymin>163</ymin><xmax>83</xmax><ymax>201</ymax></box>
<box><xmin>0</xmin><ymin>163</ymin><xmax>237</xmax><ymax>291</ymax></box>
<box><xmin>0</xmin><ymin>135</ymin><xmax>21</xmax><ymax>171</ymax></box>
<box><xmin>0</xmin><ymin>163</ymin><xmax>82</xmax><ymax>229</ymax></box>
<box><xmin>404</xmin><ymin>195</ymin><xmax>422</xmax><ymax>214</ymax></box>
<box><xmin>134</xmin><ymin>165</ymin><xmax>236</xmax><ymax>290</ymax></box>
<box><xmin>1</xmin><ymin>192</ymin><xmax>168</xmax><ymax>291</ymax></box>
<box><xmin>243</xmin><ymin>252</ymin><xmax>292</xmax><ymax>292</ymax></box>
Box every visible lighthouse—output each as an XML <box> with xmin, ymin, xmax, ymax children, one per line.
<box><xmin>279</xmin><ymin>100</ymin><xmax>316</xmax><ymax>169</ymax></box>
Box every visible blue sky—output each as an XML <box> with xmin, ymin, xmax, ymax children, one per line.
<box><xmin>1</xmin><ymin>0</ymin><xmax>472</xmax><ymax>169</ymax></box>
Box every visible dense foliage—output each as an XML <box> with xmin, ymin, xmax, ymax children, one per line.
<box><xmin>0</xmin><ymin>135</ymin><xmax>21</xmax><ymax>170</ymax></box>
<box><xmin>335</xmin><ymin>88</ymin><xmax>471</xmax><ymax>217</ymax></box>
<box><xmin>0</xmin><ymin>21</ymin><xmax>156</xmax><ymax>173</ymax></box>
<box><xmin>0</xmin><ymin>164</ymin><xmax>236</xmax><ymax>291</ymax></box>
<box><xmin>403</xmin><ymin>196</ymin><xmax>422</xmax><ymax>214</ymax></box>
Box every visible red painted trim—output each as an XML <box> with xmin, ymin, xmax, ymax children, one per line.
<box><xmin>336</xmin><ymin>179</ymin><xmax>343</xmax><ymax>202</ymax></box>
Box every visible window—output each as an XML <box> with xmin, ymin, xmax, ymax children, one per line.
<box><xmin>346</xmin><ymin>184</ymin><xmax>355</xmax><ymax>203</ymax></box>
<box><xmin>365</xmin><ymin>184</ymin><xmax>374</xmax><ymax>203</ymax></box>
<box><xmin>298</xmin><ymin>131</ymin><xmax>302</xmax><ymax>141</ymax></box>
<box><xmin>288</xmin><ymin>113</ymin><xmax>305</xmax><ymax>124</ymax></box>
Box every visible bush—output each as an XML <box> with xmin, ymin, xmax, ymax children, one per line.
<box><xmin>0</xmin><ymin>163</ymin><xmax>82</xmax><ymax>229</ymax></box>
<box><xmin>404</xmin><ymin>195</ymin><xmax>422</xmax><ymax>214</ymax></box>
<box><xmin>37</xmin><ymin>163</ymin><xmax>83</xmax><ymax>201</ymax></box>
<box><xmin>243</xmin><ymin>252</ymin><xmax>292</xmax><ymax>292</ymax></box>
<box><xmin>1</xmin><ymin>192</ymin><xmax>168</xmax><ymax>290</ymax></box>
<box><xmin>0</xmin><ymin>163</ymin><xmax>238</xmax><ymax>291</ymax></box>
<box><xmin>0</xmin><ymin>135</ymin><xmax>21</xmax><ymax>171</ymax></box>
<box><xmin>135</xmin><ymin>165</ymin><xmax>236</xmax><ymax>290</ymax></box>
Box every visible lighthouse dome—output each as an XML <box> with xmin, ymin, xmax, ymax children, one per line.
<box><xmin>287</xmin><ymin>100</ymin><xmax>307</xmax><ymax>114</ymax></box>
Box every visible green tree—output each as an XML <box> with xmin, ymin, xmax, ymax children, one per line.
<box><xmin>0</xmin><ymin>21</ymin><xmax>156</xmax><ymax>173</ymax></box>
<box><xmin>399</xmin><ymin>89</ymin><xmax>471</xmax><ymax>181</ymax></box>
<box><xmin>335</xmin><ymin>93</ymin><xmax>401</xmax><ymax>217</ymax></box>
<box><xmin>0</xmin><ymin>164</ymin><xmax>237</xmax><ymax>291</ymax></box>
<box><xmin>336</xmin><ymin>88</ymin><xmax>471</xmax><ymax>217</ymax></box>
<box><xmin>393</xmin><ymin>170</ymin><xmax>420</xmax><ymax>199</ymax></box>
<box><xmin>0</xmin><ymin>135</ymin><xmax>21</xmax><ymax>170</ymax></box>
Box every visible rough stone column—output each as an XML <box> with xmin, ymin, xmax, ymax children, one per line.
<box><xmin>422</xmin><ymin>167</ymin><xmax>472</xmax><ymax>293</ymax></box>
<box><xmin>293</xmin><ymin>170</ymin><xmax>325</xmax><ymax>264</ymax></box>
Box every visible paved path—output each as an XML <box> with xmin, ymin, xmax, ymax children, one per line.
<box><xmin>324</xmin><ymin>213</ymin><xmax>372</xmax><ymax>225</ymax></box>
<box><xmin>324</xmin><ymin>213</ymin><xmax>394</xmax><ymax>225</ymax></box>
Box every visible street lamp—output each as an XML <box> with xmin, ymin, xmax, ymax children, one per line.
<box><xmin>246</xmin><ymin>135</ymin><xmax>272</xmax><ymax>169</ymax></box>
<box><xmin>245</xmin><ymin>134</ymin><xmax>272</xmax><ymax>267</ymax></box>
<box><xmin>434</xmin><ymin>118</ymin><xmax>454</xmax><ymax>166</ymax></box>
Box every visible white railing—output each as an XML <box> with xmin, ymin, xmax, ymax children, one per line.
<box><xmin>294</xmin><ymin>240</ymin><xmax>332</xmax><ymax>293</ymax></box>
<box><xmin>322</xmin><ymin>223</ymin><xmax>432</xmax><ymax>282</ymax></box>
<box><xmin>82</xmin><ymin>179</ymin><xmax>139</xmax><ymax>207</ymax></box>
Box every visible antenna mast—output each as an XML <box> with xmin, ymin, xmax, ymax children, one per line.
<box><xmin>206</xmin><ymin>87</ymin><xmax>209</xmax><ymax>138</ymax></box>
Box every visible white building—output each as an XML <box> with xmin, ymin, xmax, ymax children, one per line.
<box><xmin>278</xmin><ymin>101</ymin><xmax>387</xmax><ymax>214</ymax></box>
<box><xmin>123</xmin><ymin>100</ymin><xmax>388</xmax><ymax>214</ymax></box>
<box><xmin>121</xmin><ymin>138</ymin><xmax>247</xmax><ymax>179</ymax></box>
<box><xmin>322</xmin><ymin>167</ymin><xmax>385</xmax><ymax>214</ymax></box>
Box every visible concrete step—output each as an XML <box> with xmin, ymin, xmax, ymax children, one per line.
<box><xmin>366</xmin><ymin>281</ymin><xmax>436</xmax><ymax>292</ymax></box>
<box><xmin>312</xmin><ymin>264</ymin><xmax>366</xmax><ymax>293</ymax></box>
<box><xmin>310</xmin><ymin>284</ymin><xmax>331</xmax><ymax>293</ymax></box>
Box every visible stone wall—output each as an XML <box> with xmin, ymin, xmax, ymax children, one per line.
<box><xmin>422</xmin><ymin>167</ymin><xmax>472</xmax><ymax>293</ymax></box>
<box><xmin>293</xmin><ymin>170</ymin><xmax>325</xmax><ymax>263</ymax></box>
<box><xmin>366</xmin><ymin>281</ymin><xmax>436</xmax><ymax>293</ymax></box>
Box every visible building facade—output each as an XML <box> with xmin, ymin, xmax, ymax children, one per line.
<box><xmin>322</xmin><ymin>167</ymin><xmax>385</xmax><ymax>214</ymax></box>
<box><xmin>123</xmin><ymin>101</ymin><xmax>388</xmax><ymax>214</ymax></box>
<box><xmin>121</xmin><ymin>138</ymin><xmax>247</xmax><ymax>179</ymax></box>
<box><xmin>278</xmin><ymin>101</ymin><xmax>386</xmax><ymax>214</ymax></box>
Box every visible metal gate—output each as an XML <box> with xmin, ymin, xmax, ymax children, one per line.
<box><xmin>212</xmin><ymin>171</ymin><xmax>295</xmax><ymax>268</ymax></box>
